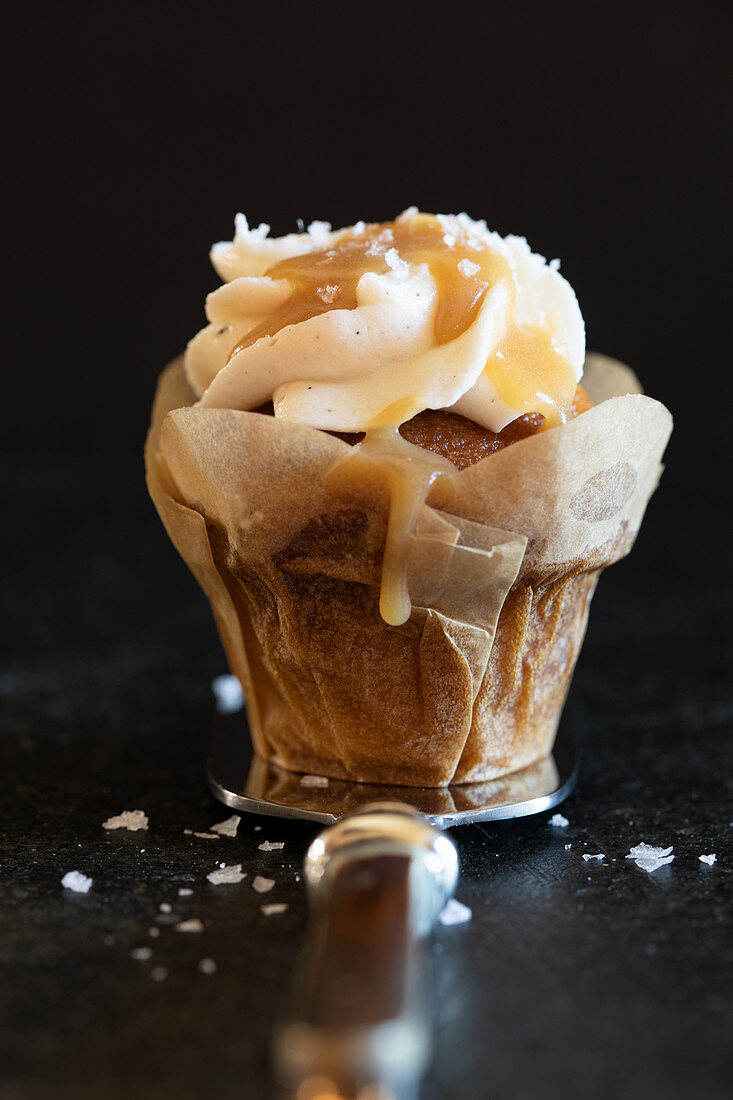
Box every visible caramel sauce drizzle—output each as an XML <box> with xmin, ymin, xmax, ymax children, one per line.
<box><xmin>229</xmin><ymin>212</ymin><xmax>509</xmax><ymax>355</ymax></box>
<box><xmin>230</xmin><ymin>212</ymin><xmax>579</xmax><ymax>626</ymax></box>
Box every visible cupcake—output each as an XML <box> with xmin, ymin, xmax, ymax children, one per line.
<box><xmin>145</xmin><ymin>210</ymin><xmax>672</xmax><ymax>787</ymax></box>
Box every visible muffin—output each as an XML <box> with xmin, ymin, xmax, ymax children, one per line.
<box><xmin>145</xmin><ymin>210</ymin><xmax>672</xmax><ymax>786</ymax></box>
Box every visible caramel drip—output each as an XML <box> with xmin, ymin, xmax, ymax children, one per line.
<box><xmin>331</xmin><ymin>426</ymin><xmax>455</xmax><ymax>626</ymax></box>
<box><xmin>485</xmin><ymin>323</ymin><xmax>578</xmax><ymax>428</ymax></box>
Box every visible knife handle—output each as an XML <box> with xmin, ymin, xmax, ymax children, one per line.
<box><xmin>274</xmin><ymin>803</ymin><xmax>458</xmax><ymax>1100</ymax></box>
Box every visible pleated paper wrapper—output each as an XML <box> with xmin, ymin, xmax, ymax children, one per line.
<box><xmin>145</xmin><ymin>353</ymin><xmax>672</xmax><ymax>787</ymax></box>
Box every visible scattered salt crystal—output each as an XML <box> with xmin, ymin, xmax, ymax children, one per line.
<box><xmin>254</xmin><ymin>825</ymin><xmax>261</xmax><ymax>832</ymax></box>
<box><xmin>300</xmin><ymin>774</ymin><xmax>329</xmax><ymax>788</ymax></box>
<box><xmin>307</xmin><ymin>220</ymin><xmax>332</xmax><ymax>238</ymax></box>
<box><xmin>130</xmin><ymin>947</ymin><xmax>153</xmax><ymax>961</ymax></box>
<box><xmin>210</xmin><ymin>815</ymin><xmax>241</xmax><ymax>838</ymax></box>
<box><xmin>259</xmin><ymin>841</ymin><xmax>285</xmax><ymax>852</ymax></box>
<box><xmin>457</xmin><ymin>258</ymin><xmax>481</xmax><ymax>278</ymax></box>
<box><xmin>207</xmin><ymin>864</ymin><xmax>246</xmax><ymax>886</ymax></box>
<box><xmin>194</xmin><ymin>832</ymin><xmax>220</xmax><ymax>840</ymax></box>
<box><xmin>261</xmin><ymin>903</ymin><xmax>288</xmax><ymax>916</ymax></box>
<box><xmin>61</xmin><ymin>870</ymin><xmax>92</xmax><ymax>894</ymax></box>
<box><xmin>178</xmin><ymin>888</ymin><xmax>193</xmax><ymax>897</ymax></box>
<box><xmin>583</xmin><ymin>853</ymin><xmax>605</xmax><ymax>862</ymax></box>
<box><xmin>211</xmin><ymin>674</ymin><xmax>243</xmax><ymax>714</ymax></box>
<box><xmin>564</xmin><ymin>844</ymin><xmax>572</xmax><ymax>851</ymax></box>
<box><xmin>384</xmin><ymin>247</ymin><xmax>408</xmax><ymax>274</ymax></box>
<box><xmin>253</xmin><ymin>876</ymin><xmax>275</xmax><ymax>894</ymax></box>
<box><xmin>151</xmin><ymin>966</ymin><xmax>168</xmax><ymax>982</ymax></box>
<box><xmin>317</xmin><ymin>285</ymin><xmax>339</xmax><ymax>304</ymax></box>
<box><xmin>175</xmin><ymin>919</ymin><xmax>205</xmax><ymax>933</ymax></box>
<box><xmin>699</xmin><ymin>853</ymin><xmax>717</xmax><ymax>866</ymax></box>
<box><xmin>198</xmin><ymin>957</ymin><xmax>217</xmax><ymax>975</ymax></box>
<box><xmin>159</xmin><ymin>903</ymin><xmax>172</xmax><ymax>914</ymax></box>
<box><xmin>549</xmin><ymin>813</ymin><xmax>569</xmax><ymax>828</ymax></box>
<box><xmin>183</xmin><ymin>829</ymin><xmax>193</xmax><ymax>835</ymax></box>
<box><xmin>439</xmin><ymin>899</ymin><xmax>472</xmax><ymax>926</ymax></box>
<box><xmin>626</xmin><ymin>843</ymin><xmax>675</xmax><ymax>873</ymax></box>
<box><xmin>103</xmin><ymin>809</ymin><xmax>148</xmax><ymax>832</ymax></box>
<box><xmin>148</xmin><ymin>927</ymin><xmax>160</xmax><ymax>938</ymax></box>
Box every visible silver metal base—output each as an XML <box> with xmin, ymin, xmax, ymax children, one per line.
<box><xmin>206</xmin><ymin>704</ymin><xmax>579</xmax><ymax>828</ymax></box>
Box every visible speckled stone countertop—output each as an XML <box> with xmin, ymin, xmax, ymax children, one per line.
<box><xmin>2</xmin><ymin>451</ymin><xmax>731</xmax><ymax>1100</ymax></box>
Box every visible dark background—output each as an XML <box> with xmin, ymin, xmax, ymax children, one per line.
<box><xmin>3</xmin><ymin>4</ymin><xmax>732</xmax><ymax>1099</ymax></box>
<box><xmin>7</xmin><ymin>2</ymin><xmax>733</xmax><ymax>460</ymax></box>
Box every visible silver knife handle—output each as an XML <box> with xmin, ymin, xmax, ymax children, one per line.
<box><xmin>274</xmin><ymin>803</ymin><xmax>458</xmax><ymax>1100</ymax></box>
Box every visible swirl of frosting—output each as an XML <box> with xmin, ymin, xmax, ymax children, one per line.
<box><xmin>184</xmin><ymin>209</ymin><xmax>585</xmax><ymax>433</ymax></box>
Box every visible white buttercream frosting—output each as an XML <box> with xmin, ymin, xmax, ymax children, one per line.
<box><xmin>184</xmin><ymin>210</ymin><xmax>585</xmax><ymax>433</ymax></box>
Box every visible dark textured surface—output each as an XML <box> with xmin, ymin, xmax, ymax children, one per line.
<box><xmin>1</xmin><ymin>450</ymin><xmax>731</xmax><ymax>1100</ymax></box>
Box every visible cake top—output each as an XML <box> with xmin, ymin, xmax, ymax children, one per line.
<box><xmin>184</xmin><ymin>208</ymin><xmax>585</xmax><ymax>434</ymax></box>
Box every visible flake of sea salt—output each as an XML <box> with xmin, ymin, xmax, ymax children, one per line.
<box><xmin>148</xmin><ymin>927</ymin><xmax>160</xmax><ymax>938</ymax></box>
<box><xmin>317</xmin><ymin>285</ymin><xmax>339</xmax><ymax>304</ymax></box>
<box><xmin>198</xmin><ymin>957</ymin><xmax>217</xmax><ymax>975</ymax></box>
<box><xmin>159</xmin><ymin>903</ymin><xmax>172</xmax><ymax>914</ymax></box>
<box><xmin>384</xmin><ymin>247</ymin><xmax>408</xmax><ymax>275</ymax></box>
<box><xmin>183</xmin><ymin>829</ymin><xmax>193</xmax><ymax>835</ymax></box>
<box><xmin>564</xmin><ymin>844</ymin><xmax>572</xmax><ymax>851</ymax></box>
<box><xmin>103</xmin><ymin>809</ymin><xmax>148</xmax><ymax>832</ymax></box>
<box><xmin>194</xmin><ymin>832</ymin><xmax>220</xmax><ymax>840</ymax></box>
<box><xmin>439</xmin><ymin>899</ymin><xmax>472</xmax><ymax>926</ymax></box>
<box><xmin>699</xmin><ymin>853</ymin><xmax>717</xmax><ymax>866</ymax></box>
<box><xmin>178</xmin><ymin>888</ymin><xmax>193</xmax><ymax>897</ymax></box>
<box><xmin>307</xmin><ymin>220</ymin><xmax>332</xmax><ymax>238</ymax></box>
<box><xmin>210</xmin><ymin>815</ymin><xmax>241</xmax><ymax>838</ymax></box>
<box><xmin>300</xmin><ymin>774</ymin><xmax>329</xmax><ymax>788</ymax></box>
<box><xmin>253</xmin><ymin>876</ymin><xmax>275</xmax><ymax>894</ymax></box>
<box><xmin>457</xmin><ymin>258</ymin><xmax>481</xmax><ymax>278</ymax></box>
<box><xmin>151</xmin><ymin>966</ymin><xmax>168</xmax><ymax>982</ymax></box>
<box><xmin>626</xmin><ymin>843</ymin><xmax>675</xmax><ymax>873</ymax></box>
<box><xmin>259</xmin><ymin>841</ymin><xmax>285</xmax><ymax>852</ymax></box>
<box><xmin>207</xmin><ymin>864</ymin><xmax>246</xmax><ymax>885</ymax></box>
<box><xmin>583</xmin><ymin>853</ymin><xmax>605</xmax><ymax>862</ymax></box>
<box><xmin>261</xmin><ymin>903</ymin><xmax>288</xmax><ymax>916</ymax></box>
<box><xmin>175</xmin><ymin>919</ymin><xmax>205</xmax><ymax>933</ymax></box>
<box><xmin>211</xmin><ymin>674</ymin><xmax>243</xmax><ymax>714</ymax></box>
<box><xmin>549</xmin><ymin>813</ymin><xmax>569</xmax><ymax>828</ymax></box>
<box><xmin>61</xmin><ymin>870</ymin><xmax>92</xmax><ymax>894</ymax></box>
<box><xmin>130</xmin><ymin>947</ymin><xmax>153</xmax><ymax>961</ymax></box>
